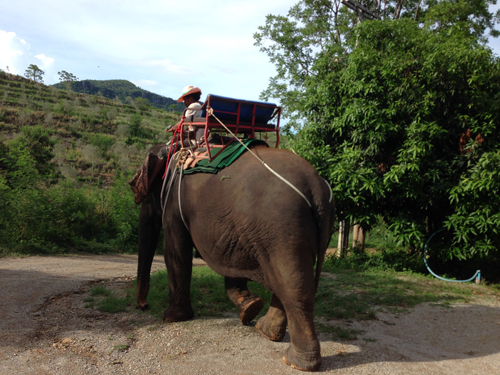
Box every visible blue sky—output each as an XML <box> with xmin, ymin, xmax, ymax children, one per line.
<box><xmin>1</xmin><ymin>1</ymin><xmax>500</xmax><ymax>103</ymax></box>
<box><xmin>0</xmin><ymin>0</ymin><xmax>291</xmax><ymax>102</ymax></box>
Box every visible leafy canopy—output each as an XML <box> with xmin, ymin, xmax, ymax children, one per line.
<box><xmin>24</xmin><ymin>64</ymin><xmax>45</xmax><ymax>83</ymax></box>
<box><xmin>255</xmin><ymin>0</ymin><xmax>500</xmax><ymax>261</ymax></box>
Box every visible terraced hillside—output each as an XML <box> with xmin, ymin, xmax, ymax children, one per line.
<box><xmin>0</xmin><ymin>71</ymin><xmax>179</xmax><ymax>255</ymax></box>
<box><xmin>0</xmin><ymin>72</ymin><xmax>178</xmax><ymax>184</ymax></box>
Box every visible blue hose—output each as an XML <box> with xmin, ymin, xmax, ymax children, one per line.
<box><xmin>424</xmin><ymin>228</ymin><xmax>481</xmax><ymax>283</ymax></box>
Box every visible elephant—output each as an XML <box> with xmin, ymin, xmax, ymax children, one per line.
<box><xmin>130</xmin><ymin>142</ymin><xmax>336</xmax><ymax>371</ymax></box>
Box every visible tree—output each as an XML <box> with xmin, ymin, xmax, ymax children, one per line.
<box><xmin>24</xmin><ymin>64</ymin><xmax>44</xmax><ymax>83</ymax></box>
<box><xmin>128</xmin><ymin>112</ymin><xmax>143</xmax><ymax>137</ymax></box>
<box><xmin>254</xmin><ymin>0</ymin><xmax>500</xmax><ymax>126</ymax></box>
<box><xmin>314</xmin><ymin>21</ymin><xmax>499</xmax><ymax>257</ymax></box>
<box><xmin>2</xmin><ymin>126</ymin><xmax>56</xmax><ymax>188</ymax></box>
<box><xmin>134</xmin><ymin>97</ymin><xmax>151</xmax><ymax>108</ymax></box>
<box><xmin>82</xmin><ymin>144</ymin><xmax>100</xmax><ymax>173</ymax></box>
<box><xmin>58</xmin><ymin>70</ymin><xmax>78</xmax><ymax>87</ymax></box>
<box><xmin>256</xmin><ymin>1</ymin><xmax>500</xmax><ymax>261</ymax></box>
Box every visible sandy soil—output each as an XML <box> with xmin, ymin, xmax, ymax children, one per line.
<box><xmin>1</xmin><ymin>254</ymin><xmax>500</xmax><ymax>374</ymax></box>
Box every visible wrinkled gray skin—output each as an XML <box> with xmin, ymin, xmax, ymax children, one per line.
<box><xmin>134</xmin><ymin>143</ymin><xmax>335</xmax><ymax>371</ymax></box>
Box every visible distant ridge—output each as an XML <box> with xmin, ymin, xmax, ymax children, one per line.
<box><xmin>53</xmin><ymin>79</ymin><xmax>183</xmax><ymax>112</ymax></box>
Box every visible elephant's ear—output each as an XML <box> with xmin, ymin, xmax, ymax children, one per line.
<box><xmin>128</xmin><ymin>152</ymin><xmax>158</xmax><ymax>204</ymax></box>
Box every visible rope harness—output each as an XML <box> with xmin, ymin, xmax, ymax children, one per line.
<box><xmin>207</xmin><ymin>107</ymin><xmax>312</xmax><ymax>208</ymax></box>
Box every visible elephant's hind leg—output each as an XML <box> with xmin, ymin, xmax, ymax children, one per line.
<box><xmin>263</xmin><ymin>253</ymin><xmax>321</xmax><ymax>371</ymax></box>
<box><xmin>225</xmin><ymin>278</ymin><xmax>264</xmax><ymax>325</ymax></box>
<box><xmin>256</xmin><ymin>294</ymin><xmax>287</xmax><ymax>341</ymax></box>
<box><xmin>281</xmin><ymin>288</ymin><xmax>321</xmax><ymax>371</ymax></box>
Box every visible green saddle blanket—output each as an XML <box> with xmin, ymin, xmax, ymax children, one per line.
<box><xmin>181</xmin><ymin>139</ymin><xmax>268</xmax><ymax>175</ymax></box>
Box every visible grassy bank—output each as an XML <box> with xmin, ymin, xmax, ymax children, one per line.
<box><xmin>87</xmin><ymin>258</ymin><xmax>498</xmax><ymax>341</ymax></box>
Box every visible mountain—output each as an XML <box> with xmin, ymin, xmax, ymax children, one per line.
<box><xmin>53</xmin><ymin>79</ymin><xmax>183</xmax><ymax>112</ymax></box>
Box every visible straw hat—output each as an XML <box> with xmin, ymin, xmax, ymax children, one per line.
<box><xmin>177</xmin><ymin>86</ymin><xmax>202</xmax><ymax>102</ymax></box>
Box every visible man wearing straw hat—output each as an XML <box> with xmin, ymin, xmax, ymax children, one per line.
<box><xmin>166</xmin><ymin>85</ymin><xmax>203</xmax><ymax>139</ymax></box>
<box><xmin>148</xmin><ymin>86</ymin><xmax>203</xmax><ymax>185</ymax></box>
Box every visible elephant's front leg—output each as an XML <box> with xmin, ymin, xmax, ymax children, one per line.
<box><xmin>225</xmin><ymin>278</ymin><xmax>264</xmax><ymax>325</ymax></box>
<box><xmin>136</xmin><ymin>203</ymin><xmax>161</xmax><ymax>310</ymax></box>
<box><xmin>162</xmin><ymin>228</ymin><xmax>195</xmax><ymax>322</ymax></box>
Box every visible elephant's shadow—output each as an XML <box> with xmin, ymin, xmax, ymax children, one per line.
<box><xmin>314</xmin><ymin>302</ymin><xmax>500</xmax><ymax>372</ymax></box>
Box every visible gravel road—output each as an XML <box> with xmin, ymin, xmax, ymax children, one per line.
<box><xmin>1</xmin><ymin>254</ymin><xmax>500</xmax><ymax>374</ymax></box>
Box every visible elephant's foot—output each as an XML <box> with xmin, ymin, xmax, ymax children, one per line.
<box><xmin>162</xmin><ymin>305</ymin><xmax>194</xmax><ymax>322</ymax></box>
<box><xmin>282</xmin><ymin>345</ymin><xmax>322</xmax><ymax>372</ymax></box>
<box><xmin>239</xmin><ymin>297</ymin><xmax>264</xmax><ymax>325</ymax></box>
<box><xmin>255</xmin><ymin>315</ymin><xmax>286</xmax><ymax>342</ymax></box>
<box><xmin>136</xmin><ymin>302</ymin><xmax>149</xmax><ymax>311</ymax></box>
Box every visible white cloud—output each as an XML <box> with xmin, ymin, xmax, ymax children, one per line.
<box><xmin>35</xmin><ymin>53</ymin><xmax>55</xmax><ymax>67</ymax></box>
<box><xmin>0</xmin><ymin>1</ymin><xmax>290</xmax><ymax>93</ymax></box>
<box><xmin>130</xmin><ymin>59</ymin><xmax>193</xmax><ymax>75</ymax></box>
<box><xmin>0</xmin><ymin>30</ymin><xmax>56</xmax><ymax>81</ymax></box>
<box><xmin>131</xmin><ymin>79</ymin><xmax>160</xmax><ymax>90</ymax></box>
<box><xmin>0</xmin><ymin>30</ymin><xmax>29</xmax><ymax>74</ymax></box>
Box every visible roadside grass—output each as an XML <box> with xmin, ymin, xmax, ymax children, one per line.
<box><xmin>86</xmin><ymin>260</ymin><xmax>498</xmax><ymax>342</ymax></box>
<box><xmin>138</xmin><ymin>265</ymin><xmax>495</xmax><ymax>340</ymax></box>
<box><xmin>84</xmin><ymin>284</ymin><xmax>134</xmax><ymax>313</ymax></box>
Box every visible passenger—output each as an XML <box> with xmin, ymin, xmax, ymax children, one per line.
<box><xmin>166</xmin><ymin>85</ymin><xmax>204</xmax><ymax>143</ymax></box>
<box><xmin>149</xmin><ymin>86</ymin><xmax>203</xmax><ymax>186</ymax></box>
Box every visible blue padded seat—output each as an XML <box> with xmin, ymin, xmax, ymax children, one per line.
<box><xmin>199</xmin><ymin>94</ymin><xmax>278</xmax><ymax>126</ymax></box>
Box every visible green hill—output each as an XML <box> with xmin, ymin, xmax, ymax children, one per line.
<box><xmin>0</xmin><ymin>71</ymin><xmax>180</xmax><ymax>255</ymax></box>
<box><xmin>53</xmin><ymin>79</ymin><xmax>183</xmax><ymax>112</ymax></box>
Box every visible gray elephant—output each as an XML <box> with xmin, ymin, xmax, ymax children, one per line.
<box><xmin>130</xmin><ymin>142</ymin><xmax>335</xmax><ymax>371</ymax></box>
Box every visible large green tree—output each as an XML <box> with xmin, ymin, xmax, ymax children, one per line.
<box><xmin>255</xmin><ymin>0</ymin><xmax>500</xmax><ymax>125</ymax></box>
<box><xmin>256</xmin><ymin>0</ymin><xmax>500</xmax><ymax>260</ymax></box>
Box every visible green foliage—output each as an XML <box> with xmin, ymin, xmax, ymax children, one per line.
<box><xmin>2</xmin><ymin>126</ymin><xmax>56</xmax><ymax>187</ymax></box>
<box><xmin>127</xmin><ymin>112</ymin><xmax>156</xmax><ymax>142</ymax></box>
<box><xmin>24</xmin><ymin>64</ymin><xmax>44</xmax><ymax>83</ymax></box>
<box><xmin>0</xmin><ymin>176</ymin><xmax>140</xmax><ymax>254</ymax></box>
<box><xmin>255</xmin><ymin>0</ymin><xmax>500</xmax><ymax>124</ymax></box>
<box><xmin>309</xmin><ymin>20</ymin><xmax>500</xmax><ymax>258</ymax></box>
<box><xmin>258</xmin><ymin>6</ymin><xmax>500</xmax><ymax>261</ymax></box>
<box><xmin>90</xmin><ymin>285</ymin><xmax>112</xmax><ymax>296</ymax></box>
<box><xmin>85</xmin><ymin>133</ymin><xmax>115</xmax><ymax>155</ymax></box>
<box><xmin>446</xmin><ymin>149</ymin><xmax>500</xmax><ymax>259</ymax></box>
<box><xmin>0</xmin><ymin>73</ymin><xmax>178</xmax><ymax>256</ymax></box>
<box><xmin>134</xmin><ymin>97</ymin><xmax>151</xmax><ymax>109</ymax></box>
<box><xmin>129</xmin><ymin>112</ymin><xmax>143</xmax><ymax>137</ymax></box>
<box><xmin>58</xmin><ymin>70</ymin><xmax>78</xmax><ymax>88</ymax></box>
<box><xmin>87</xmin><ymin>285</ymin><xmax>133</xmax><ymax>313</ymax></box>
<box><xmin>125</xmin><ymin>264</ymin><xmax>493</xmax><ymax>342</ymax></box>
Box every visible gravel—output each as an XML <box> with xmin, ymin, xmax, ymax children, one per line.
<box><xmin>1</xmin><ymin>254</ymin><xmax>500</xmax><ymax>374</ymax></box>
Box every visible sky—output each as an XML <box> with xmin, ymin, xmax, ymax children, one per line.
<box><xmin>0</xmin><ymin>0</ymin><xmax>292</xmax><ymax>102</ymax></box>
<box><xmin>1</xmin><ymin>1</ymin><xmax>500</xmax><ymax>103</ymax></box>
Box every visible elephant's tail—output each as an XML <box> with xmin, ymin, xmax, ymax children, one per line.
<box><xmin>312</xmin><ymin>178</ymin><xmax>336</xmax><ymax>292</ymax></box>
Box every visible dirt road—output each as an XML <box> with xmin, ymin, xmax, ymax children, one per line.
<box><xmin>1</xmin><ymin>254</ymin><xmax>500</xmax><ymax>374</ymax></box>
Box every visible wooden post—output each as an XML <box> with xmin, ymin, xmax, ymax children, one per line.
<box><xmin>352</xmin><ymin>223</ymin><xmax>359</xmax><ymax>248</ymax></box>
<box><xmin>352</xmin><ymin>223</ymin><xmax>366</xmax><ymax>251</ymax></box>
<box><xmin>343</xmin><ymin>220</ymin><xmax>350</xmax><ymax>252</ymax></box>
<box><xmin>336</xmin><ymin>220</ymin><xmax>351</xmax><ymax>257</ymax></box>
